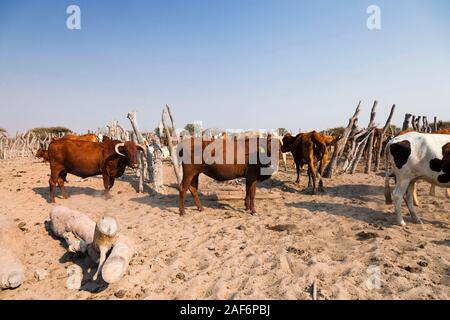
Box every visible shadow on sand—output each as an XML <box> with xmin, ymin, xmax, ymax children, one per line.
<box><xmin>32</xmin><ymin>173</ymin><xmax>141</xmax><ymax>203</ymax></box>
<box><xmin>285</xmin><ymin>201</ymin><xmax>398</xmax><ymax>227</ymax></box>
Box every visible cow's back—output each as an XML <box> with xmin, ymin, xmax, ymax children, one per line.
<box><xmin>387</xmin><ymin>132</ymin><xmax>450</xmax><ymax>184</ymax></box>
<box><xmin>48</xmin><ymin>140</ymin><xmax>104</xmax><ymax>177</ymax></box>
<box><xmin>178</xmin><ymin>137</ymin><xmax>272</xmax><ymax>180</ymax></box>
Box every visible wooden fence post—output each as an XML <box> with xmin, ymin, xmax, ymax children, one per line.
<box><xmin>324</xmin><ymin>101</ymin><xmax>361</xmax><ymax>178</ymax></box>
<box><xmin>162</xmin><ymin>106</ymin><xmax>182</xmax><ymax>185</ymax></box>
<box><xmin>375</xmin><ymin>104</ymin><xmax>396</xmax><ymax>171</ymax></box>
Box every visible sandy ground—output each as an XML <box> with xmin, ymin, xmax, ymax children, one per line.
<box><xmin>0</xmin><ymin>156</ymin><xmax>449</xmax><ymax>300</ymax></box>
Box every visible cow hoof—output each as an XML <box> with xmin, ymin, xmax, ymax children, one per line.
<box><xmin>179</xmin><ymin>210</ymin><xmax>186</xmax><ymax>216</ymax></box>
<box><xmin>63</xmin><ymin>194</ymin><xmax>70</xmax><ymax>199</ymax></box>
<box><xmin>103</xmin><ymin>193</ymin><xmax>112</xmax><ymax>200</ymax></box>
<box><xmin>198</xmin><ymin>207</ymin><xmax>204</xmax><ymax>212</ymax></box>
<box><xmin>398</xmin><ymin>220</ymin><xmax>406</xmax><ymax>227</ymax></box>
<box><xmin>412</xmin><ymin>217</ymin><xmax>423</xmax><ymax>224</ymax></box>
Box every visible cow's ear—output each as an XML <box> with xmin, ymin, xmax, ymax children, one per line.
<box><xmin>429</xmin><ymin>158</ymin><xmax>442</xmax><ymax>172</ymax></box>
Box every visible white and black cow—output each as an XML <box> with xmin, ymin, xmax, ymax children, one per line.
<box><xmin>384</xmin><ymin>132</ymin><xmax>450</xmax><ymax>226</ymax></box>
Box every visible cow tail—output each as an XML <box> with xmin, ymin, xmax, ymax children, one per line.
<box><xmin>384</xmin><ymin>141</ymin><xmax>393</xmax><ymax>204</ymax></box>
<box><xmin>311</xmin><ymin>132</ymin><xmax>327</xmax><ymax>163</ymax></box>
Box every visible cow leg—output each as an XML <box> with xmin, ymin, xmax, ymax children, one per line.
<box><xmin>429</xmin><ymin>184</ymin><xmax>436</xmax><ymax>197</ymax></box>
<box><xmin>308</xmin><ymin>164</ymin><xmax>317</xmax><ymax>194</ymax></box>
<box><xmin>317</xmin><ymin>172</ymin><xmax>324</xmax><ymax>193</ymax></box>
<box><xmin>109</xmin><ymin>177</ymin><xmax>115</xmax><ymax>189</ymax></box>
<box><xmin>49</xmin><ymin>168</ymin><xmax>62</xmax><ymax>203</ymax></box>
<box><xmin>179</xmin><ymin>172</ymin><xmax>194</xmax><ymax>216</ymax></box>
<box><xmin>248</xmin><ymin>179</ymin><xmax>257</xmax><ymax>214</ymax></box>
<box><xmin>245</xmin><ymin>179</ymin><xmax>252</xmax><ymax>211</ymax></box>
<box><xmin>307</xmin><ymin>170</ymin><xmax>312</xmax><ymax>188</ymax></box>
<box><xmin>392</xmin><ymin>179</ymin><xmax>411</xmax><ymax>226</ymax></box>
<box><xmin>188</xmin><ymin>174</ymin><xmax>203</xmax><ymax>211</ymax></box>
<box><xmin>295</xmin><ymin>163</ymin><xmax>300</xmax><ymax>184</ymax></box>
<box><xmin>446</xmin><ymin>188</ymin><xmax>450</xmax><ymax>199</ymax></box>
<box><xmin>412</xmin><ymin>181</ymin><xmax>420</xmax><ymax>206</ymax></box>
<box><xmin>49</xmin><ymin>179</ymin><xmax>56</xmax><ymax>203</ymax></box>
<box><xmin>405</xmin><ymin>182</ymin><xmax>423</xmax><ymax>224</ymax></box>
<box><xmin>58</xmin><ymin>171</ymin><xmax>69</xmax><ymax>199</ymax></box>
<box><xmin>317</xmin><ymin>152</ymin><xmax>328</xmax><ymax>193</ymax></box>
<box><xmin>102</xmin><ymin>174</ymin><xmax>112</xmax><ymax>199</ymax></box>
<box><xmin>57</xmin><ymin>179</ymin><xmax>68</xmax><ymax>199</ymax></box>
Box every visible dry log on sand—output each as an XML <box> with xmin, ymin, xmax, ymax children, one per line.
<box><xmin>0</xmin><ymin>216</ymin><xmax>25</xmax><ymax>290</ymax></box>
<box><xmin>49</xmin><ymin>206</ymin><xmax>134</xmax><ymax>284</ymax></box>
<box><xmin>101</xmin><ymin>235</ymin><xmax>134</xmax><ymax>284</ymax></box>
<box><xmin>92</xmin><ymin>216</ymin><xmax>118</xmax><ymax>281</ymax></box>
<box><xmin>49</xmin><ymin>206</ymin><xmax>96</xmax><ymax>253</ymax></box>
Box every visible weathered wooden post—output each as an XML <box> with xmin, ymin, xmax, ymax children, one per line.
<box><xmin>344</xmin><ymin>100</ymin><xmax>377</xmax><ymax>174</ymax></box>
<box><xmin>162</xmin><ymin>105</ymin><xmax>182</xmax><ymax>185</ymax></box>
<box><xmin>402</xmin><ymin>113</ymin><xmax>412</xmax><ymax>131</ymax></box>
<box><xmin>345</xmin><ymin>100</ymin><xmax>378</xmax><ymax>174</ymax></box>
<box><xmin>364</xmin><ymin>101</ymin><xmax>378</xmax><ymax>173</ymax></box>
<box><xmin>324</xmin><ymin>101</ymin><xmax>361</xmax><ymax>178</ymax></box>
<box><xmin>127</xmin><ymin>112</ymin><xmax>164</xmax><ymax>193</ymax></box>
<box><xmin>375</xmin><ymin>104</ymin><xmax>396</xmax><ymax>171</ymax></box>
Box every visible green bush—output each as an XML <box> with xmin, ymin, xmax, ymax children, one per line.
<box><xmin>28</xmin><ymin>126</ymin><xmax>72</xmax><ymax>139</ymax></box>
<box><xmin>323</xmin><ymin>127</ymin><xmax>346</xmax><ymax>137</ymax></box>
<box><xmin>440</xmin><ymin>121</ymin><xmax>450</xmax><ymax>129</ymax></box>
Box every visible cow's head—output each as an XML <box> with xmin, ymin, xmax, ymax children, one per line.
<box><xmin>114</xmin><ymin>141</ymin><xmax>145</xmax><ymax>169</ymax></box>
<box><xmin>429</xmin><ymin>143</ymin><xmax>450</xmax><ymax>183</ymax></box>
<box><xmin>324</xmin><ymin>134</ymin><xmax>342</xmax><ymax>146</ymax></box>
<box><xmin>36</xmin><ymin>147</ymin><xmax>45</xmax><ymax>158</ymax></box>
<box><xmin>281</xmin><ymin>133</ymin><xmax>296</xmax><ymax>153</ymax></box>
<box><xmin>36</xmin><ymin>143</ymin><xmax>48</xmax><ymax>159</ymax></box>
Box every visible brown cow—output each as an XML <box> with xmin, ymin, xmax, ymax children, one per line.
<box><xmin>47</xmin><ymin>136</ymin><xmax>143</xmax><ymax>203</ymax></box>
<box><xmin>281</xmin><ymin>131</ymin><xmax>335</xmax><ymax>193</ymax></box>
<box><xmin>178</xmin><ymin>135</ymin><xmax>276</xmax><ymax>215</ymax></box>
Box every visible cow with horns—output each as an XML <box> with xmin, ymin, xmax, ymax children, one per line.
<box><xmin>384</xmin><ymin>132</ymin><xmax>450</xmax><ymax>226</ymax></box>
<box><xmin>47</xmin><ymin>136</ymin><xmax>144</xmax><ymax>202</ymax></box>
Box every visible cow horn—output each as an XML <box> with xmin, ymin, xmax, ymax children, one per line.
<box><xmin>114</xmin><ymin>143</ymin><xmax>126</xmax><ymax>156</ymax></box>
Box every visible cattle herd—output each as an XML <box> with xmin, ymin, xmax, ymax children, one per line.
<box><xmin>1</xmin><ymin>108</ymin><xmax>449</xmax><ymax>293</ymax></box>
<box><xmin>33</xmin><ymin>121</ymin><xmax>449</xmax><ymax>226</ymax></box>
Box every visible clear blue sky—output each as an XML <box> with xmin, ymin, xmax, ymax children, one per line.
<box><xmin>1</xmin><ymin>0</ymin><xmax>449</xmax><ymax>134</ymax></box>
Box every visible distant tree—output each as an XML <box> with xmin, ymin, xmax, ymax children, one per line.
<box><xmin>155</xmin><ymin>126</ymin><xmax>174</xmax><ymax>138</ymax></box>
<box><xmin>324</xmin><ymin>126</ymin><xmax>346</xmax><ymax>137</ymax></box>
<box><xmin>388</xmin><ymin>124</ymin><xmax>401</xmax><ymax>135</ymax></box>
<box><xmin>184</xmin><ymin>123</ymin><xmax>201</xmax><ymax>136</ymax></box>
<box><xmin>276</xmin><ymin>128</ymin><xmax>289</xmax><ymax>136</ymax></box>
<box><xmin>440</xmin><ymin>121</ymin><xmax>450</xmax><ymax>129</ymax></box>
<box><xmin>28</xmin><ymin>126</ymin><xmax>72</xmax><ymax>139</ymax></box>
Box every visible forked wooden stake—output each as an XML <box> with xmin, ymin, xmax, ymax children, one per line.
<box><xmin>92</xmin><ymin>216</ymin><xmax>118</xmax><ymax>281</ymax></box>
